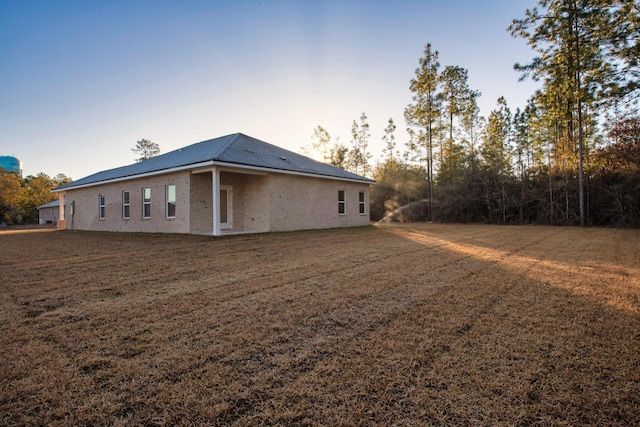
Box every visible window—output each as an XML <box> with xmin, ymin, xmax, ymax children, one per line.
<box><xmin>166</xmin><ymin>185</ymin><xmax>176</xmax><ymax>218</ymax></box>
<box><xmin>338</xmin><ymin>190</ymin><xmax>346</xmax><ymax>215</ymax></box>
<box><xmin>122</xmin><ymin>191</ymin><xmax>130</xmax><ymax>219</ymax></box>
<box><xmin>99</xmin><ymin>194</ymin><xmax>105</xmax><ymax>219</ymax></box>
<box><xmin>359</xmin><ymin>191</ymin><xmax>366</xmax><ymax>215</ymax></box>
<box><xmin>142</xmin><ymin>188</ymin><xmax>151</xmax><ymax>219</ymax></box>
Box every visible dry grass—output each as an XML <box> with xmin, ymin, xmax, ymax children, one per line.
<box><xmin>1</xmin><ymin>224</ymin><xmax>639</xmax><ymax>426</ymax></box>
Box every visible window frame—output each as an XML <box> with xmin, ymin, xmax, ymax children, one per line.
<box><xmin>142</xmin><ymin>188</ymin><xmax>151</xmax><ymax>219</ymax></box>
<box><xmin>98</xmin><ymin>194</ymin><xmax>105</xmax><ymax>220</ymax></box>
<box><xmin>338</xmin><ymin>190</ymin><xmax>346</xmax><ymax>215</ymax></box>
<box><xmin>359</xmin><ymin>191</ymin><xmax>366</xmax><ymax>215</ymax></box>
<box><xmin>122</xmin><ymin>190</ymin><xmax>130</xmax><ymax>219</ymax></box>
<box><xmin>165</xmin><ymin>184</ymin><xmax>176</xmax><ymax>218</ymax></box>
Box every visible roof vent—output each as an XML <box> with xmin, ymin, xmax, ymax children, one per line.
<box><xmin>279</xmin><ymin>156</ymin><xmax>288</xmax><ymax>162</ymax></box>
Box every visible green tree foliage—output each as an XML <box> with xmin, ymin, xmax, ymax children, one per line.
<box><xmin>509</xmin><ymin>0</ymin><xmax>628</xmax><ymax>225</ymax></box>
<box><xmin>609</xmin><ymin>1</ymin><xmax>640</xmax><ymax>98</ymax></box>
<box><xmin>382</xmin><ymin>118</ymin><xmax>397</xmax><ymax>161</ymax></box>
<box><xmin>132</xmin><ymin>138</ymin><xmax>160</xmax><ymax>163</ymax></box>
<box><xmin>328</xmin><ymin>138</ymin><xmax>350</xmax><ymax>170</ymax></box>
<box><xmin>590</xmin><ymin>112</ymin><xmax>640</xmax><ymax>226</ymax></box>
<box><xmin>369</xmin><ymin>158</ymin><xmax>427</xmax><ymax>222</ymax></box>
<box><xmin>0</xmin><ymin>171</ymin><xmax>71</xmax><ymax>225</ymax></box>
<box><xmin>480</xmin><ymin>97</ymin><xmax>513</xmax><ymax>223</ymax></box>
<box><xmin>348</xmin><ymin>113</ymin><xmax>372</xmax><ymax>176</ymax></box>
<box><xmin>459</xmin><ymin>87</ymin><xmax>484</xmax><ymax>163</ymax></box>
<box><xmin>313</xmin><ymin>2</ymin><xmax>640</xmax><ymax>227</ymax></box>
<box><xmin>439</xmin><ymin>65</ymin><xmax>481</xmax><ymax>177</ymax></box>
<box><xmin>0</xmin><ymin>170</ymin><xmax>22</xmax><ymax>224</ymax></box>
<box><xmin>310</xmin><ymin>125</ymin><xmax>332</xmax><ymax>163</ymax></box>
<box><xmin>54</xmin><ymin>173</ymin><xmax>73</xmax><ymax>186</ymax></box>
<box><xmin>405</xmin><ymin>43</ymin><xmax>441</xmax><ymax>220</ymax></box>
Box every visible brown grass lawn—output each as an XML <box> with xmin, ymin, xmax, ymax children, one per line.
<box><xmin>1</xmin><ymin>224</ymin><xmax>639</xmax><ymax>426</ymax></box>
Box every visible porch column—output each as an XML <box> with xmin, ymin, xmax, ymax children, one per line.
<box><xmin>212</xmin><ymin>167</ymin><xmax>221</xmax><ymax>236</ymax></box>
<box><xmin>57</xmin><ymin>193</ymin><xmax>66</xmax><ymax>230</ymax></box>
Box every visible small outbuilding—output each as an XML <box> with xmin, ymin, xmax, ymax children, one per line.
<box><xmin>38</xmin><ymin>199</ymin><xmax>63</xmax><ymax>225</ymax></box>
<box><xmin>52</xmin><ymin>133</ymin><xmax>375</xmax><ymax>235</ymax></box>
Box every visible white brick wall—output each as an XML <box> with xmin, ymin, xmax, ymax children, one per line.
<box><xmin>61</xmin><ymin>171</ymin><xmax>191</xmax><ymax>233</ymax></box>
<box><xmin>60</xmin><ymin>169</ymin><xmax>371</xmax><ymax>234</ymax></box>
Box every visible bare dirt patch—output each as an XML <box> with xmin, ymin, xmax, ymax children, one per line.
<box><xmin>1</xmin><ymin>224</ymin><xmax>639</xmax><ymax>425</ymax></box>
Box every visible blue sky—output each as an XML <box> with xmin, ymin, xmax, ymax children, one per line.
<box><xmin>1</xmin><ymin>0</ymin><xmax>540</xmax><ymax>179</ymax></box>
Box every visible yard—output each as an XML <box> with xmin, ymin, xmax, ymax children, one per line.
<box><xmin>1</xmin><ymin>224</ymin><xmax>639</xmax><ymax>425</ymax></box>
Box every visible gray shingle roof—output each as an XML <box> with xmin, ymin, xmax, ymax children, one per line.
<box><xmin>55</xmin><ymin>133</ymin><xmax>374</xmax><ymax>191</ymax></box>
<box><xmin>38</xmin><ymin>199</ymin><xmax>61</xmax><ymax>209</ymax></box>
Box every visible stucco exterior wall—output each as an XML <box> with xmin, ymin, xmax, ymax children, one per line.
<box><xmin>62</xmin><ymin>171</ymin><xmax>191</xmax><ymax>233</ymax></box>
<box><xmin>38</xmin><ymin>207</ymin><xmax>59</xmax><ymax>224</ymax></box>
<box><xmin>267</xmin><ymin>174</ymin><xmax>371</xmax><ymax>232</ymax></box>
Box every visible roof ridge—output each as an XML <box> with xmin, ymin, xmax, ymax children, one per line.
<box><xmin>215</xmin><ymin>133</ymin><xmax>241</xmax><ymax>159</ymax></box>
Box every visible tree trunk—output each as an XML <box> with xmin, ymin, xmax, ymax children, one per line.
<box><xmin>577</xmin><ymin>98</ymin><xmax>585</xmax><ymax>226</ymax></box>
<box><xmin>428</xmin><ymin>125</ymin><xmax>434</xmax><ymax>221</ymax></box>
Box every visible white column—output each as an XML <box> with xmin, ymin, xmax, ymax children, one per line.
<box><xmin>57</xmin><ymin>193</ymin><xmax>66</xmax><ymax>230</ymax></box>
<box><xmin>212</xmin><ymin>167</ymin><xmax>221</xmax><ymax>236</ymax></box>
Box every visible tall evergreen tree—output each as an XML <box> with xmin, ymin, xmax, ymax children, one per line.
<box><xmin>439</xmin><ymin>65</ymin><xmax>482</xmax><ymax>176</ymax></box>
<box><xmin>405</xmin><ymin>43</ymin><xmax>441</xmax><ymax>220</ymax></box>
<box><xmin>609</xmin><ymin>1</ymin><xmax>640</xmax><ymax>100</ymax></box>
<box><xmin>460</xmin><ymin>88</ymin><xmax>484</xmax><ymax>164</ymax></box>
<box><xmin>382</xmin><ymin>118</ymin><xmax>397</xmax><ymax>161</ymax></box>
<box><xmin>328</xmin><ymin>137</ymin><xmax>350</xmax><ymax>170</ymax></box>
<box><xmin>509</xmin><ymin>0</ymin><xmax>620</xmax><ymax>225</ymax></box>
<box><xmin>311</xmin><ymin>125</ymin><xmax>332</xmax><ymax>163</ymax></box>
<box><xmin>132</xmin><ymin>139</ymin><xmax>160</xmax><ymax>163</ymax></box>
<box><xmin>481</xmin><ymin>97</ymin><xmax>513</xmax><ymax>223</ymax></box>
<box><xmin>349</xmin><ymin>113</ymin><xmax>372</xmax><ymax>176</ymax></box>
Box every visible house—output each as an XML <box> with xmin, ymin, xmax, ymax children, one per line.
<box><xmin>52</xmin><ymin>133</ymin><xmax>375</xmax><ymax>235</ymax></box>
<box><xmin>38</xmin><ymin>199</ymin><xmax>64</xmax><ymax>224</ymax></box>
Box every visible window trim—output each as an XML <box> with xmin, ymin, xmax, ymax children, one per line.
<box><xmin>142</xmin><ymin>188</ymin><xmax>151</xmax><ymax>219</ymax></box>
<box><xmin>122</xmin><ymin>190</ymin><xmax>130</xmax><ymax>219</ymax></box>
<box><xmin>338</xmin><ymin>189</ymin><xmax>346</xmax><ymax>216</ymax></box>
<box><xmin>98</xmin><ymin>194</ymin><xmax>105</xmax><ymax>220</ymax></box>
<box><xmin>359</xmin><ymin>191</ymin><xmax>366</xmax><ymax>215</ymax></box>
<box><xmin>165</xmin><ymin>184</ymin><xmax>176</xmax><ymax>218</ymax></box>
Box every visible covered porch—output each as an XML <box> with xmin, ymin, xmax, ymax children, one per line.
<box><xmin>190</xmin><ymin>167</ymin><xmax>270</xmax><ymax>235</ymax></box>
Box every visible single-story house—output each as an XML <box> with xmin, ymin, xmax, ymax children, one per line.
<box><xmin>38</xmin><ymin>199</ymin><xmax>64</xmax><ymax>224</ymax></box>
<box><xmin>52</xmin><ymin>133</ymin><xmax>375</xmax><ymax>235</ymax></box>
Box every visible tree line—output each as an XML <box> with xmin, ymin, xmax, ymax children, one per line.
<box><xmin>0</xmin><ymin>172</ymin><xmax>71</xmax><ymax>225</ymax></box>
<box><xmin>308</xmin><ymin>0</ymin><xmax>640</xmax><ymax>227</ymax></box>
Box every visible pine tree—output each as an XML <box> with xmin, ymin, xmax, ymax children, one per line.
<box><xmin>438</xmin><ymin>65</ymin><xmax>482</xmax><ymax>176</ymax></box>
<box><xmin>311</xmin><ymin>126</ymin><xmax>332</xmax><ymax>163</ymax></box>
<box><xmin>460</xmin><ymin>88</ymin><xmax>484</xmax><ymax>165</ymax></box>
<box><xmin>328</xmin><ymin>138</ymin><xmax>350</xmax><ymax>170</ymax></box>
<box><xmin>349</xmin><ymin>113</ymin><xmax>372</xmax><ymax>176</ymax></box>
<box><xmin>481</xmin><ymin>97</ymin><xmax>513</xmax><ymax>223</ymax></box>
<box><xmin>382</xmin><ymin>118</ymin><xmax>397</xmax><ymax>161</ymax></box>
<box><xmin>132</xmin><ymin>139</ymin><xmax>160</xmax><ymax>163</ymax></box>
<box><xmin>509</xmin><ymin>0</ymin><xmax>620</xmax><ymax>225</ymax></box>
<box><xmin>405</xmin><ymin>43</ymin><xmax>441</xmax><ymax>220</ymax></box>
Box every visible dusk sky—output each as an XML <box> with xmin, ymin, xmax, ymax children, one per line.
<box><xmin>1</xmin><ymin>1</ymin><xmax>541</xmax><ymax>180</ymax></box>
